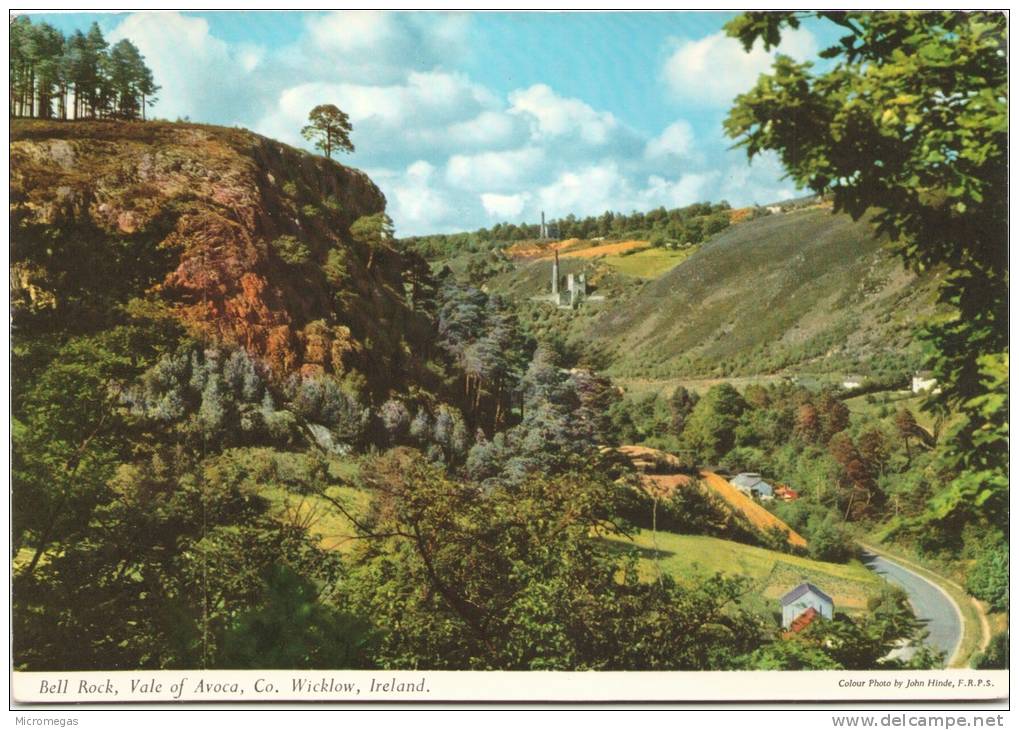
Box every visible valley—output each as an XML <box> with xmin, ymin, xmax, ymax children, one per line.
<box><xmin>9</xmin><ymin>11</ymin><xmax>1007</xmax><ymax>679</ymax></box>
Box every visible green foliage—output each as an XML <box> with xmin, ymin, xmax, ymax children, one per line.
<box><xmin>970</xmin><ymin>631</ymin><xmax>1008</xmax><ymax>669</ymax></box>
<box><xmin>724</xmin><ymin>11</ymin><xmax>1008</xmax><ymax>534</ymax></box>
<box><xmin>350</xmin><ymin>213</ymin><xmax>395</xmax><ymax>271</ymax></box>
<box><xmin>125</xmin><ymin>345</ymin><xmax>307</xmax><ymax>449</ymax></box>
<box><xmin>436</xmin><ymin>278</ymin><xmax>532</xmax><ymax>434</ymax></box>
<box><xmin>11</xmin><ymin>17</ymin><xmax>158</xmax><ymax>120</ymax></box>
<box><xmin>219</xmin><ymin>565</ymin><xmax>376</xmax><ymax>669</ymax></box>
<box><xmin>753</xmin><ymin>590</ymin><xmax>942</xmax><ymax>670</ymax></box>
<box><xmin>592</xmin><ymin>208</ymin><xmax>934</xmax><ymax>381</ymax></box>
<box><xmin>619</xmin><ymin>481</ymin><xmax>760</xmax><ymax>546</ymax></box>
<box><xmin>12</xmin><ymin>327</ymin><xmax>155</xmax><ymax>571</ymax></box>
<box><xmin>398</xmin><ymin>201</ymin><xmax>731</xmax><ymax>262</ymax></box>
<box><xmin>350</xmin><ymin>212</ymin><xmax>394</xmax><ymax>246</ymax></box>
<box><xmin>680</xmin><ymin>384</ymin><xmax>747</xmax><ymax>463</ymax></box>
<box><xmin>270</xmin><ymin>235</ymin><xmax>311</xmax><ymax>266</ymax></box>
<box><xmin>741</xmin><ymin>639</ymin><xmax>841</xmax><ymax>670</ymax></box>
<box><xmin>804</xmin><ymin>515</ymin><xmax>854</xmax><ymax>563</ymax></box>
<box><xmin>965</xmin><ymin>542</ymin><xmax>1008</xmax><ymax>611</ymax></box>
<box><xmin>286</xmin><ymin>374</ymin><xmax>369</xmax><ymax>447</ymax></box>
<box><xmin>13</xmin><ymin>446</ymin><xmax>337</xmax><ymax>669</ymax></box>
<box><xmin>301</xmin><ymin>104</ymin><xmax>354</xmax><ymax>159</ymax></box>
<box><xmin>341</xmin><ymin>448</ymin><xmax>766</xmax><ymax>670</ymax></box>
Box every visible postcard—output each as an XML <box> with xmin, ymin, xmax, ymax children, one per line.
<box><xmin>9</xmin><ymin>9</ymin><xmax>1009</xmax><ymax>706</ymax></box>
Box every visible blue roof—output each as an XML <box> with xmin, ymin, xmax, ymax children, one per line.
<box><xmin>731</xmin><ymin>473</ymin><xmax>774</xmax><ymax>496</ymax></box>
<box><xmin>780</xmin><ymin>582</ymin><xmax>834</xmax><ymax>607</ymax></box>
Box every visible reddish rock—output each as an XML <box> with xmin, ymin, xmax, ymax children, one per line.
<box><xmin>11</xmin><ymin>120</ymin><xmax>432</xmax><ymax>397</ymax></box>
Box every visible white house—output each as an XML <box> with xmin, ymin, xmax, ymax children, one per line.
<box><xmin>730</xmin><ymin>472</ymin><xmax>775</xmax><ymax>501</ymax></box>
<box><xmin>780</xmin><ymin>582</ymin><xmax>834</xmax><ymax>629</ymax></box>
<box><xmin>912</xmin><ymin>371</ymin><xmax>939</xmax><ymax>393</ymax></box>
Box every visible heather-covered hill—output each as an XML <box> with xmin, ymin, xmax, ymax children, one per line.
<box><xmin>583</xmin><ymin>208</ymin><xmax>943</xmax><ymax>379</ymax></box>
<box><xmin>11</xmin><ymin>119</ymin><xmax>435</xmax><ymax>398</ymax></box>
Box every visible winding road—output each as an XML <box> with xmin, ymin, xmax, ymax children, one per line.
<box><xmin>860</xmin><ymin>549</ymin><xmax>963</xmax><ymax>664</ymax></box>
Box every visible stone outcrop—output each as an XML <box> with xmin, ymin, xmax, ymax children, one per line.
<box><xmin>11</xmin><ymin>120</ymin><xmax>433</xmax><ymax>397</ymax></box>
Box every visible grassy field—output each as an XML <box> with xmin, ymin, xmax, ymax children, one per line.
<box><xmin>602</xmin><ymin>245</ymin><xmax>699</xmax><ymax>279</ymax></box>
<box><xmin>258</xmin><ymin>455</ymin><xmax>367</xmax><ymax>553</ymax></box>
<box><xmin>842</xmin><ymin>391</ymin><xmax>943</xmax><ymax>432</ymax></box>
<box><xmin>603</xmin><ymin>530</ymin><xmax>885</xmax><ymax>620</ymax></box>
<box><xmin>613</xmin><ymin>373</ymin><xmax>853</xmax><ymax>398</ymax></box>
<box><xmin>261</xmin><ymin>481</ymin><xmax>368</xmax><ymax>553</ymax></box>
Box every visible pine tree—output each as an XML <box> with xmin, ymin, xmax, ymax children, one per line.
<box><xmin>301</xmin><ymin>104</ymin><xmax>354</xmax><ymax>159</ymax></box>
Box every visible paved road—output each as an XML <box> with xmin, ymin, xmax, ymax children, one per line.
<box><xmin>860</xmin><ymin>550</ymin><xmax>962</xmax><ymax>663</ymax></box>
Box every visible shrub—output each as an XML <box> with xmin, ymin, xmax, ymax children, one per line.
<box><xmin>271</xmin><ymin>235</ymin><xmax>311</xmax><ymax>265</ymax></box>
<box><xmin>805</xmin><ymin>516</ymin><xmax>854</xmax><ymax>563</ymax></box>
<box><xmin>966</xmin><ymin>543</ymin><xmax>1008</xmax><ymax>611</ymax></box>
<box><xmin>970</xmin><ymin>631</ymin><xmax>1008</xmax><ymax>669</ymax></box>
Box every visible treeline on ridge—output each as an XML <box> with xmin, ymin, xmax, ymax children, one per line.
<box><xmin>10</xmin><ymin>16</ymin><xmax>158</xmax><ymax>120</ymax></box>
<box><xmin>399</xmin><ymin>200</ymin><xmax>744</xmax><ymax>260</ymax></box>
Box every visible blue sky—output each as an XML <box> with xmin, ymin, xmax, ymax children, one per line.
<box><xmin>26</xmin><ymin>11</ymin><xmax>834</xmax><ymax>236</ymax></box>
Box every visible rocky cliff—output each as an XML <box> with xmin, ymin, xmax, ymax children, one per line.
<box><xmin>11</xmin><ymin>120</ymin><xmax>436</xmax><ymax>396</ymax></box>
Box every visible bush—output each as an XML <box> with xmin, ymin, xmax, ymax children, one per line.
<box><xmin>966</xmin><ymin>543</ymin><xmax>1008</xmax><ymax>611</ymax></box>
<box><xmin>805</xmin><ymin>516</ymin><xmax>854</xmax><ymax>563</ymax></box>
<box><xmin>288</xmin><ymin>375</ymin><xmax>368</xmax><ymax>445</ymax></box>
<box><xmin>271</xmin><ymin>235</ymin><xmax>311</xmax><ymax>265</ymax></box>
<box><xmin>971</xmin><ymin>631</ymin><xmax>1008</xmax><ymax>669</ymax></box>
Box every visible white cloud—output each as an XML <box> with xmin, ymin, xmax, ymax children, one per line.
<box><xmin>509</xmin><ymin>84</ymin><xmax>619</xmax><ymax>145</ymax></box>
<box><xmin>389</xmin><ymin>160</ymin><xmax>454</xmax><ymax>229</ymax></box>
<box><xmin>538</xmin><ymin>163</ymin><xmax>626</xmax><ymax>218</ymax></box>
<box><xmin>645</xmin><ymin>120</ymin><xmax>695</xmax><ymax>160</ymax></box>
<box><xmin>444</xmin><ymin>110</ymin><xmax>525</xmax><ymax>150</ymax></box>
<box><xmin>663</xmin><ymin>28</ymin><xmax>816</xmax><ymax>107</ymax></box>
<box><xmin>480</xmin><ymin>192</ymin><xmax>530</xmax><ymax>219</ymax></box>
<box><xmin>445</xmin><ymin>147</ymin><xmax>543</xmax><ymax>191</ymax></box>
<box><xmin>237</xmin><ymin>45</ymin><xmax>264</xmax><ymax>73</ymax></box>
<box><xmin>106</xmin><ymin>11</ymin><xmax>800</xmax><ymax>235</ymax></box>
<box><xmin>536</xmin><ymin>165</ymin><xmax>720</xmax><ymax>221</ymax></box>
<box><xmin>308</xmin><ymin>11</ymin><xmax>398</xmax><ymax>54</ymax></box>
<box><xmin>108</xmin><ymin>13</ymin><xmax>260</xmax><ymax>123</ymax></box>
<box><xmin>716</xmin><ymin>150</ymin><xmax>797</xmax><ymax>206</ymax></box>
<box><xmin>254</xmin><ymin>71</ymin><xmax>500</xmax><ymax>166</ymax></box>
<box><xmin>638</xmin><ymin>173</ymin><xmax>714</xmax><ymax>208</ymax></box>
<box><xmin>301</xmin><ymin>12</ymin><xmax>470</xmax><ymax>84</ymax></box>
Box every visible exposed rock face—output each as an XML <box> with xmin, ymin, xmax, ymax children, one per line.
<box><xmin>11</xmin><ymin>120</ymin><xmax>433</xmax><ymax>396</ymax></box>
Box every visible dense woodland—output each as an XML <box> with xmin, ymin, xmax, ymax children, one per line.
<box><xmin>10</xmin><ymin>17</ymin><xmax>158</xmax><ymax>120</ymax></box>
<box><xmin>10</xmin><ymin>11</ymin><xmax>1008</xmax><ymax>672</ymax></box>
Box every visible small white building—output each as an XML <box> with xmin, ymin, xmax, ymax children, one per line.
<box><xmin>730</xmin><ymin>472</ymin><xmax>775</xmax><ymax>501</ymax></box>
<box><xmin>780</xmin><ymin>582</ymin><xmax>834</xmax><ymax>629</ymax></box>
<box><xmin>842</xmin><ymin>376</ymin><xmax>863</xmax><ymax>390</ymax></box>
<box><xmin>912</xmin><ymin>371</ymin><xmax>938</xmax><ymax>394</ymax></box>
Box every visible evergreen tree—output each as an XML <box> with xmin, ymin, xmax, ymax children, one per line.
<box><xmin>8</xmin><ymin>17</ymin><xmax>158</xmax><ymax>121</ymax></box>
<box><xmin>301</xmin><ymin>104</ymin><xmax>354</xmax><ymax>159</ymax></box>
<box><xmin>725</xmin><ymin>11</ymin><xmax>1008</xmax><ymax>531</ymax></box>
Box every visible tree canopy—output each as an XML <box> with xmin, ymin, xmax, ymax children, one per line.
<box><xmin>301</xmin><ymin>104</ymin><xmax>355</xmax><ymax>159</ymax></box>
<box><xmin>10</xmin><ymin>17</ymin><xmax>159</xmax><ymax>120</ymax></box>
<box><xmin>724</xmin><ymin>11</ymin><xmax>1007</xmax><ymax>533</ymax></box>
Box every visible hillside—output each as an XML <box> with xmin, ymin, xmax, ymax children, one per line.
<box><xmin>603</xmin><ymin>531</ymin><xmax>884</xmax><ymax>616</ymax></box>
<box><xmin>479</xmin><ymin>207</ymin><xmax>941</xmax><ymax>382</ymax></box>
<box><xmin>587</xmin><ymin>208</ymin><xmax>941</xmax><ymax>379</ymax></box>
<box><xmin>697</xmin><ymin>471</ymin><xmax>807</xmax><ymax>548</ymax></box>
<box><xmin>11</xmin><ymin>119</ymin><xmax>436</xmax><ymax>398</ymax></box>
